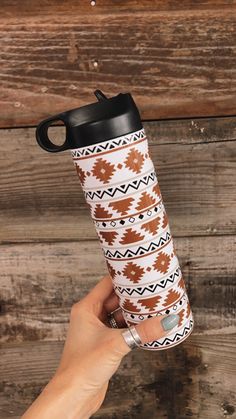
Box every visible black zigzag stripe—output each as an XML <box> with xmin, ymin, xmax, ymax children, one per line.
<box><xmin>72</xmin><ymin>130</ymin><xmax>145</xmax><ymax>157</ymax></box>
<box><xmin>85</xmin><ymin>172</ymin><xmax>156</xmax><ymax>200</ymax></box>
<box><xmin>73</xmin><ymin>138</ymin><xmax>127</xmax><ymax>157</ymax></box>
<box><xmin>104</xmin><ymin>231</ymin><xmax>171</xmax><ymax>259</ymax></box>
<box><xmin>116</xmin><ymin>268</ymin><xmax>180</xmax><ymax>296</ymax></box>
<box><xmin>143</xmin><ymin>320</ymin><xmax>194</xmax><ymax>348</ymax></box>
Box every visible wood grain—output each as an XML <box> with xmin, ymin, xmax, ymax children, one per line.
<box><xmin>0</xmin><ymin>119</ymin><xmax>235</xmax><ymax>243</ymax></box>
<box><xmin>0</xmin><ymin>235</ymin><xmax>235</xmax><ymax>343</ymax></box>
<box><xmin>1</xmin><ymin>7</ymin><xmax>236</xmax><ymax>126</ymax></box>
<box><xmin>1</xmin><ymin>334</ymin><xmax>236</xmax><ymax>419</ymax></box>
<box><xmin>0</xmin><ymin>3</ymin><xmax>236</xmax><ymax>417</ymax></box>
<box><xmin>1</xmin><ymin>0</ymin><xmax>236</xmax><ymax>17</ymax></box>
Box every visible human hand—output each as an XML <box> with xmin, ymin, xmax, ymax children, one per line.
<box><xmin>22</xmin><ymin>275</ymin><xmax>179</xmax><ymax>419</ymax></box>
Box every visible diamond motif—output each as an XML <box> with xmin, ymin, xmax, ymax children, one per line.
<box><xmin>123</xmin><ymin>262</ymin><xmax>145</xmax><ymax>284</ymax></box>
<box><xmin>122</xmin><ymin>299</ymin><xmax>140</xmax><ymax>312</ymax></box>
<box><xmin>124</xmin><ymin>148</ymin><xmax>144</xmax><ymax>174</ymax></box>
<box><xmin>136</xmin><ymin>192</ymin><xmax>156</xmax><ymax>211</ymax></box>
<box><xmin>92</xmin><ymin>158</ymin><xmax>115</xmax><ymax>184</ymax></box>
<box><xmin>109</xmin><ymin>197</ymin><xmax>134</xmax><ymax>215</ymax></box>
<box><xmin>138</xmin><ymin>295</ymin><xmax>161</xmax><ymax>311</ymax></box>
<box><xmin>100</xmin><ymin>231</ymin><xmax>118</xmax><ymax>245</ymax></box>
<box><xmin>164</xmin><ymin>289</ymin><xmax>181</xmax><ymax>307</ymax></box>
<box><xmin>76</xmin><ymin>165</ymin><xmax>86</xmax><ymax>186</ymax></box>
<box><xmin>178</xmin><ymin>309</ymin><xmax>185</xmax><ymax>326</ymax></box>
<box><xmin>119</xmin><ymin>228</ymin><xmax>144</xmax><ymax>245</ymax></box>
<box><xmin>178</xmin><ymin>277</ymin><xmax>186</xmax><ymax>291</ymax></box>
<box><xmin>162</xmin><ymin>211</ymin><xmax>168</xmax><ymax>229</ymax></box>
<box><xmin>106</xmin><ymin>261</ymin><xmax>116</xmax><ymax>278</ymax></box>
<box><xmin>186</xmin><ymin>302</ymin><xmax>191</xmax><ymax>318</ymax></box>
<box><xmin>153</xmin><ymin>184</ymin><xmax>161</xmax><ymax>197</ymax></box>
<box><xmin>153</xmin><ymin>251</ymin><xmax>171</xmax><ymax>274</ymax></box>
<box><xmin>141</xmin><ymin>216</ymin><xmax>161</xmax><ymax>235</ymax></box>
<box><xmin>94</xmin><ymin>204</ymin><xmax>113</xmax><ymax>219</ymax></box>
<box><xmin>129</xmin><ymin>217</ymin><xmax>135</xmax><ymax>223</ymax></box>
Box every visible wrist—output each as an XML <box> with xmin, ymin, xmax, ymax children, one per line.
<box><xmin>22</xmin><ymin>373</ymin><xmax>93</xmax><ymax>419</ymax></box>
<box><xmin>44</xmin><ymin>373</ymin><xmax>93</xmax><ymax>419</ymax></box>
<box><xmin>51</xmin><ymin>372</ymin><xmax>105</xmax><ymax>418</ymax></box>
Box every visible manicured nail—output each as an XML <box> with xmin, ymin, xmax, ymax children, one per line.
<box><xmin>161</xmin><ymin>314</ymin><xmax>179</xmax><ymax>331</ymax></box>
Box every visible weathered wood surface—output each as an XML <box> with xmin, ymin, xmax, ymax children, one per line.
<box><xmin>1</xmin><ymin>2</ymin><xmax>236</xmax><ymax>417</ymax></box>
<box><xmin>1</xmin><ymin>118</ymin><xmax>236</xmax><ymax>243</ymax></box>
<box><xmin>0</xmin><ymin>235</ymin><xmax>235</xmax><ymax>343</ymax></box>
<box><xmin>2</xmin><ymin>0</ymin><xmax>236</xmax><ymax>16</ymax></box>
<box><xmin>1</xmin><ymin>334</ymin><xmax>236</xmax><ymax>419</ymax></box>
<box><xmin>1</xmin><ymin>6</ymin><xmax>236</xmax><ymax>126</ymax></box>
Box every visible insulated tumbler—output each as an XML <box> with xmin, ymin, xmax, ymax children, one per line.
<box><xmin>36</xmin><ymin>90</ymin><xmax>194</xmax><ymax>350</ymax></box>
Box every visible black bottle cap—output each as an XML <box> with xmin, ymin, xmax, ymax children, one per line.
<box><xmin>36</xmin><ymin>90</ymin><xmax>143</xmax><ymax>152</ymax></box>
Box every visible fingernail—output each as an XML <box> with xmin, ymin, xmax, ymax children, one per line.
<box><xmin>161</xmin><ymin>314</ymin><xmax>179</xmax><ymax>331</ymax></box>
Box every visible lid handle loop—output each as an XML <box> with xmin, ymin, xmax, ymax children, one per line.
<box><xmin>36</xmin><ymin>114</ymin><xmax>70</xmax><ymax>153</ymax></box>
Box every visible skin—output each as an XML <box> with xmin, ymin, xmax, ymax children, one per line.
<box><xmin>22</xmin><ymin>275</ymin><xmax>175</xmax><ymax>419</ymax></box>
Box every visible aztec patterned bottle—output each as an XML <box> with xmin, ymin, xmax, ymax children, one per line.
<box><xmin>36</xmin><ymin>90</ymin><xmax>194</xmax><ymax>350</ymax></box>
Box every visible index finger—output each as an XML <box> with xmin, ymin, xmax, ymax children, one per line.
<box><xmin>82</xmin><ymin>275</ymin><xmax>114</xmax><ymax>312</ymax></box>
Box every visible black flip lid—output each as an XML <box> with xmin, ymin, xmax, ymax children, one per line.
<box><xmin>36</xmin><ymin>90</ymin><xmax>143</xmax><ymax>152</ymax></box>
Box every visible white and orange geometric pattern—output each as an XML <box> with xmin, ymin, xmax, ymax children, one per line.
<box><xmin>122</xmin><ymin>291</ymin><xmax>190</xmax><ymax>322</ymax></box>
<box><xmin>119</xmin><ymin>275</ymin><xmax>186</xmax><ymax>314</ymax></box>
<box><xmin>124</xmin><ymin>293</ymin><xmax>193</xmax><ymax>350</ymax></box>
<box><xmin>71</xmin><ymin>128</ymin><xmax>194</xmax><ymax>350</ymax></box>
<box><xmin>106</xmin><ymin>238</ymin><xmax>177</xmax><ymax>286</ymax></box>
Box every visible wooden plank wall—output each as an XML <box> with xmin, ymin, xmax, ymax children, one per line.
<box><xmin>0</xmin><ymin>1</ymin><xmax>236</xmax><ymax>418</ymax></box>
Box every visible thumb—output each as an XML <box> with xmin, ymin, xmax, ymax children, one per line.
<box><xmin>112</xmin><ymin>313</ymin><xmax>179</xmax><ymax>356</ymax></box>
